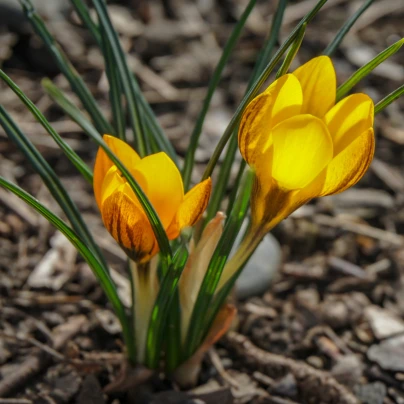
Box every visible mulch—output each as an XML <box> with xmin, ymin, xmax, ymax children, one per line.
<box><xmin>1</xmin><ymin>0</ymin><xmax>404</xmax><ymax>403</ymax></box>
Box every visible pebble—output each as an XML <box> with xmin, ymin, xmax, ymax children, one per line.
<box><xmin>365</xmin><ymin>305</ymin><xmax>404</xmax><ymax>339</ymax></box>
<box><xmin>331</xmin><ymin>355</ymin><xmax>363</xmax><ymax>388</ymax></box>
<box><xmin>271</xmin><ymin>373</ymin><xmax>298</xmax><ymax>399</ymax></box>
<box><xmin>354</xmin><ymin>381</ymin><xmax>387</xmax><ymax>404</ymax></box>
<box><xmin>235</xmin><ymin>231</ymin><xmax>281</xmax><ymax>299</ymax></box>
<box><xmin>368</xmin><ymin>335</ymin><xmax>404</xmax><ymax>372</ymax></box>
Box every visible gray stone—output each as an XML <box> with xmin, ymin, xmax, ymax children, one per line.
<box><xmin>368</xmin><ymin>335</ymin><xmax>404</xmax><ymax>371</ymax></box>
<box><xmin>365</xmin><ymin>305</ymin><xmax>404</xmax><ymax>339</ymax></box>
<box><xmin>354</xmin><ymin>382</ymin><xmax>386</xmax><ymax>404</ymax></box>
<box><xmin>235</xmin><ymin>228</ymin><xmax>281</xmax><ymax>300</ymax></box>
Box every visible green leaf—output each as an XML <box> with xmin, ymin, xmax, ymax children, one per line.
<box><xmin>202</xmin><ymin>0</ymin><xmax>329</xmax><ymax>181</ymax></box>
<box><xmin>375</xmin><ymin>84</ymin><xmax>404</xmax><ymax>114</ymax></box>
<box><xmin>0</xmin><ymin>105</ymin><xmax>108</xmax><ymax>272</ymax></box>
<box><xmin>70</xmin><ymin>0</ymin><xmax>126</xmax><ymax>141</ymax></box>
<box><xmin>0</xmin><ymin>70</ymin><xmax>93</xmax><ymax>184</ymax></box>
<box><xmin>164</xmin><ymin>291</ymin><xmax>182</xmax><ymax>373</ymax></box>
<box><xmin>100</xmin><ymin>25</ymin><xmax>126</xmax><ymax>141</ymax></box>
<box><xmin>0</xmin><ymin>176</ymin><xmax>135</xmax><ymax>364</ymax></box>
<box><xmin>252</xmin><ymin>0</ymin><xmax>289</xmax><ymax>81</ymax></box>
<box><xmin>91</xmin><ymin>0</ymin><xmax>148</xmax><ymax>155</ymax></box>
<box><xmin>323</xmin><ymin>0</ymin><xmax>375</xmax><ymax>56</ymax></box>
<box><xmin>205</xmin><ymin>134</ymin><xmax>239</xmax><ymax>223</ymax></box>
<box><xmin>276</xmin><ymin>23</ymin><xmax>306</xmax><ymax>78</ymax></box>
<box><xmin>185</xmin><ymin>169</ymin><xmax>254</xmax><ymax>358</ymax></box>
<box><xmin>336</xmin><ymin>38</ymin><xmax>404</xmax><ymax>101</ymax></box>
<box><xmin>19</xmin><ymin>0</ymin><xmax>113</xmax><ymax>136</ymax></box>
<box><xmin>69</xmin><ymin>0</ymin><xmax>177</xmax><ymax>163</ymax></box>
<box><xmin>42</xmin><ymin>78</ymin><xmax>104</xmax><ymax>144</ymax></box>
<box><xmin>145</xmin><ymin>244</ymin><xmax>189</xmax><ymax>369</ymax></box>
<box><xmin>182</xmin><ymin>0</ymin><xmax>257</xmax><ymax>191</ymax></box>
<box><xmin>69</xmin><ymin>0</ymin><xmax>102</xmax><ymax>46</ymax></box>
<box><xmin>225</xmin><ymin>160</ymin><xmax>246</xmax><ymax>218</ymax></box>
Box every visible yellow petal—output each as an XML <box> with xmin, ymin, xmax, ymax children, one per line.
<box><xmin>293</xmin><ymin>56</ymin><xmax>336</xmax><ymax>118</ymax></box>
<box><xmin>238</xmin><ymin>74</ymin><xmax>303</xmax><ymax>166</ymax></box>
<box><xmin>319</xmin><ymin>128</ymin><xmax>375</xmax><ymax>196</ymax></box>
<box><xmin>94</xmin><ymin>135</ymin><xmax>141</xmax><ymax>209</ymax></box>
<box><xmin>271</xmin><ymin>114</ymin><xmax>333</xmax><ymax>190</ymax></box>
<box><xmin>133</xmin><ymin>152</ymin><xmax>184</xmax><ymax>229</ymax></box>
<box><xmin>100</xmin><ymin>165</ymin><xmax>126</xmax><ymax>206</ymax></box>
<box><xmin>325</xmin><ymin>93</ymin><xmax>374</xmax><ymax>155</ymax></box>
<box><xmin>101</xmin><ymin>183</ymin><xmax>157</xmax><ymax>263</ymax></box>
<box><xmin>168</xmin><ymin>178</ymin><xmax>212</xmax><ymax>237</ymax></box>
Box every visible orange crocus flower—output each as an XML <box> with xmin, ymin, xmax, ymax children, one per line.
<box><xmin>94</xmin><ymin>135</ymin><xmax>211</xmax><ymax>263</ymax></box>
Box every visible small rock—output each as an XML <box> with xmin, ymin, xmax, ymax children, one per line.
<box><xmin>365</xmin><ymin>306</ymin><xmax>404</xmax><ymax>339</ymax></box>
<box><xmin>368</xmin><ymin>335</ymin><xmax>404</xmax><ymax>372</ymax></box>
<box><xmin>95</xmin><ymin>309</ymin><xmax>122</xmax><ymax>335</ymax></box>
<box><xmin>331</xmin><ymin>355</ymin><xmax>363</xmax><ymax>388</ymax></box>
<box><xmin>235</xmin><ymin>232</ymin><xmax>281</xmax><ymax>299</ymax></box>
<box><xmin>354</xmin><ymin>382</ymin><xmax>386</xmax><ymax>404</ymax></box>
<box><xmin>306</xmin><ymin>356</ymin><xmax>324</xmax><ymax>369</ymax></box>
<box><xmin>271</xmin><ymin>373</ymin><xmax>298</xmax><ymax>399</ymax></box>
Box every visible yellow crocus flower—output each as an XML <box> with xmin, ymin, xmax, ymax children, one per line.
<box><xmin>94</xmin><ymin>135</ymin><xmax>212</xmax><ymax>264</ymax></box>
<box><xmin>239</xmin><ymin>55</ymin><xmax>374</xmax><ymax>232</ymax></box>
<box><xmin>219</xmin><ymin>56</ymin><xmax>374</xmax><ymax>289</ymax></box>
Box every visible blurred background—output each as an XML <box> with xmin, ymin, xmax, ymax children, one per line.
<box><xmin>1</xmin><ymin>0</ymin><xmax>404</xmax><ymax>402</ymax></box>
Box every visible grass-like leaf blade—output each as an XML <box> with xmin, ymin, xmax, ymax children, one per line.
<box><xmin>185</xmin><ymin>170</ymin><xmax>254</xmax><ymax>357</ymax></box>
<box><xmin>0</xmin><ymin>105</ymin><xmax>108</xmax><ymax>271</ymax></box>
<box><xmin>252</xmin><ymin>0</ymin><xmax>289</xmax><ymax>79</ymax></box>
<box><xmin>323</xmin><ymin>0</ymin><xmax>375</xmax><ymax>56</ymax></box>
<box><xmin>145</xmin><ymin>244</ymin><xmax>189</xmax><ymax>369</ymax></box>
<box><xmin>336</xmin><ymin>38</ymin><xmax>404</xmax><ymax>101</ymax></box>
<box><xmin>182</xmin><ymin>0</ymin><xmax>257</xmax><ymax>191</ymax></box>
<box><xmin>19</xmin><ymin>0</ymin><xmax>113</xmax><ymax>135</ymax></box>
<box><xmin>0</xmin><ymin>176</ymin><xmax>135</xmax><ymax>363</ymax></box>
<box><xmin>100</xmin><ymin>25</ymin><xmax>126</xmax><ymax>141</ymax></box>
<box><xmin>70</xmin><ymin>0</ymin><xmax>102</xmax><ymax>46</ymax></box>
<box><xmin>375</xmin><ymin>84</ymin><xmax>404</xmax><ymax>114</ymax></box>
<box><xmin>276</xmin><ymin>23</ymin><xmax>306</xmax><ymax>78</ymax></box>
<box><xmin>69</xmin><ymin>0</ymin><xmax>177</xmax><ymax>163</ymax></box>
<box><xmin>0</xmin><ymin>70</ymin><xmax>93</xmax><ymax>184</ymax></box>
<box><xmin>91</xmin><ymin>0</ymin><xmax>148</xmax><ymax>155</ymax></box>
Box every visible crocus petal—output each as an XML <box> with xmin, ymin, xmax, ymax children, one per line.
<box><xmin>167</xmin><ymin>178</ymin><xmax>212</xmax><ymax>238</ymax></box>
<box><xmin>271</xmin><ymin>114</ymin><xmax>333</xmax><ymax>190</ymax></box>
<box><xmin>94</xmin><ymin>135</ymin><xmax>141</xmax><ymax>209</ymax></box>
<box><xmin>100</xmin><ymin>165</ymin><xmax>126</xmax><ymax>206</ymax></box>
<box><xmin>133</xmin><ymin>152</ymin><xmax>184</xmax><ymax>229</ymax></box>
<box><xmin>319</xmin><ymin>128</ymin><xmax>375</xmax><ymax>196</ymax></box>
<box><xmin>101</xmin><ymin>183</ymin><xmax>157</xmax><ymax>263</ymax></box>
<box><xmin>238</xmin><ymin>74</ymin><xmax>303</xmax><ymax>166</ymax></box>
<box><xmin>293</xmin><ymin>56</ymin><xmax>336</xmax><ymax>118</ymax></box>
<box><xmin>325</xmin><ymin>93</ymin><xmax>374</xmax><ymax>156</ymax></box>
<box><xmin>179</xmin><ymin>212</ymin><xmax>225</xmax><ymax>341</ymax></box>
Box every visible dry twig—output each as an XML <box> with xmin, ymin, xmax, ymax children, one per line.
<box><xmin>224</xmin><ymin>332</ymin><xmax>360</xmax><ymax>404</ymax></box>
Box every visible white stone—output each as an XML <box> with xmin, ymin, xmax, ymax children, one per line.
<box><xmin>365</xmin><ymin>305</ymin><xmax>404</xmax><ymax>339</ymax></box>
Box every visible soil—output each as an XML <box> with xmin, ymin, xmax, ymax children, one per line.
<box><xmin>1</xmin><ymin>0</ymin><xmax>404</xmax><ymax>403</ymax></box>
